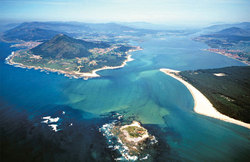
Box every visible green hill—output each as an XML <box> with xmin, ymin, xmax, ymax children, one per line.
<box><xmin>9</xmin><ymin>34</ymin><xmax>136</xmax><ymax>77</ymax></box>
<box><xmin>30</xmin><ymin>34</ymin><xmax>110</xmax><ymax>59</ymax></box>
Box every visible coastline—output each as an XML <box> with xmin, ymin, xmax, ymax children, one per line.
<box><xmin>160</xmin><ymin>68</ymin><xmax>250</xmax><ymax>129</ymax></box>
<box><xmin>204</xmin><ymin>49</ymin><xmax>250</xmax><ymax>66</ymax></box>
<box><xmin>6</xmin><ymin>47</ymin><xmax>142</xmax><ymax>80</ymax></box>
<box><xmin>119</xmin><ymin>121</ymin><xmax>149</xmax><ymax>143</ymax></box>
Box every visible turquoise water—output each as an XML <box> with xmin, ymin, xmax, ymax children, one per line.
<box><xmin>0</xmin><ymin>35</ymin><xmax>249</xmax><ymax>161</ymax></box>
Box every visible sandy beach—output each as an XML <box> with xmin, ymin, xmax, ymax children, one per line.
<box><xmin>160</xmin><ymin>68</ymin><xmax>250</xmax><ymax>129</ymax></box>
<box><xmin>77</xmin><ymin>54</ymin><xmax>135</xmax><ymax>79</ymax></box>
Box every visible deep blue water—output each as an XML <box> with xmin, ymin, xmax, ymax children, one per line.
<box><xmin>0</xmin><ymin>35</ymin><xmax>249</xmax><ymax>161</ymax></box>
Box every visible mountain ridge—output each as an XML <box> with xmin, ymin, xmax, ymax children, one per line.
<box><xmin>2</xmin><ymin>27</ymin><xmax>61</xmax><ymax>41</ymax></box>
<box><xmin>214</xmin><ymin>27</ymin><xmax>250</xmax><ymax>36</ymax></box>
<box><xmin>1</xmin><ymin>21</ymin><xmax>160</xmax><ymax>42</ymax></box>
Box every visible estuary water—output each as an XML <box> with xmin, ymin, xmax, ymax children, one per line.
<box><xmin>0</xmin><ymin>35</ymin><xmax>249</xmax><ymax>161</ymax></box>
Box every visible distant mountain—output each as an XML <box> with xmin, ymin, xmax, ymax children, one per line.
<box><xmin>119</xmin><ymin>22</ymin><xmax>174</xmax><ymax>30</ymax></box>
<box><xmin>201</xmin><ymin>27</ymin><xmax>250</xmax><ymax>43</ymax></box>
<box><xmin>0</xmin><ymin>22</ymin><xmax>20</xmax><ymax>32</ymax></box>
<box><xmin>1</xmin><ymin>21</ymin><xmax>92</xmax><ymax>41</ymax></box>
<box><xmin>198</xmin><ymin>26</ymin><xmax>250</xmax><ymax>44</ymax></box>
<box><xmin>121</xmin><ymin>22</ymin><xmax>198</xmax><ymax>30</ymax></box>
<box><xmin>205</xmin><ymin>22</ymin><xmax>250</xmax><ymax>32</ymax></box>
<box><xmin>195</xmin><ymin>25</ymin><xmax>250</xmax><ymax>61</ymax></box>
<box><xmin>200</xmin><ymin>27</ymin><xmax>250</xmax><ymax>41</ymax></box>
<box><xmin>85</xmin><ymin>23</ymin><xmax>135</xmax><ymax>33</ymax></box>
<box><xmin>215</xmin><ymin>27</ymin><xmax>250</xmax><ymax>36</ymax></box>
<box><xmin>3</xmin><ymin>21</ymin><xmax>138</xmax><ymax>34</ymax></box>
<box><xmin>2</xmin><ymin>27</ymin><xmax>61</xmax><ymax>41</ymax></box>
<box><xmin>10</xmin><ymin>22</ymin><xmax>91</xmax><ymax>33</ymax></box>
<box><xmin>2</xmin><ymin>21</ymin><xmax>160</xmax><ymax>42</ymax></box>
<box><xmin>120</xmin><ymin>22</ymin><xmax>157</xmax><ymax>29</ymax></box>
<box><xmin>30</xmin><ymin>34</ymin><xmax>110</xmax><ymax>59</ymax></box>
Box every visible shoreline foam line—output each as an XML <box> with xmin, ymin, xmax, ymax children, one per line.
<box><xmin>160</xmin><ymin>68</ymin><xmax>250</xmax><ymax>129</ymax></box>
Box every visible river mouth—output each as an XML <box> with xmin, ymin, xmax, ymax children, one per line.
<box><xmin>0</xmin><ymin>36</ymin><xmax>249</xmax><ymax>161</ymax></box>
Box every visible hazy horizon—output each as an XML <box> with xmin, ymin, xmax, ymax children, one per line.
<box><xmin>1</xmin><ymin>0</ymin><xmax>250</xmax><ymax>27</ymax></box>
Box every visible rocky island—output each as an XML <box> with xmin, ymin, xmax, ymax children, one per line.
<box><xmin>119</xmin><ymin>121</ymin><xmax>149</xmax><ymax>143</ymax></box>
<box><xmin>106</xmin><ymin>121</ymin><xmax>157</xmax><ymax>161</ymax></box>
<box><xmin>6</xmin><ymin>34</ymin><xmax>141</xmax><ymax>79</ymax></box>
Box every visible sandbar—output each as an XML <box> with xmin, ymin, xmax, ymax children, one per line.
<box><xmin>160</xmin><ymin>68</ymin><xmax>250</xmax><ymax>129</ymax></box>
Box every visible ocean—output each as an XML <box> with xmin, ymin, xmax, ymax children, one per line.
<box><xmin>0</xmin><ymin>35</ymin><xmax>249</xmax><ymax>161</ymax></box>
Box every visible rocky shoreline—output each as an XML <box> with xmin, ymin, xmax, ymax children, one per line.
<box><xmin>100</xmin><ymin>117</ymin><xmax>157</xmax><ymax>161</ymax></box>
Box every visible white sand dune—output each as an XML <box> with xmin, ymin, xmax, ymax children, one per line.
<box><xmin>160</xmin><ymin>68</ymin><xmax>250</xmax><ymax>129</ymax></box>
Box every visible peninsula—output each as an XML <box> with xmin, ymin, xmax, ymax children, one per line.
<box><xmin>194</xmin><ymin>27</ymin><xmax>250</xmax><ymax>65</ymax></box>
<box><xmin>6</xmin><ymin>34</ymin><xmax>141</xmax><ymax>79</ymax></box>
<box><xmin>160</xmin><ymin>68</ymin><xmax>250</xmax><ymax>129</ymax></box>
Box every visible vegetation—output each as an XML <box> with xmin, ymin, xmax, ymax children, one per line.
<box><xmin>123</xmin><ymin>126</ymin><xmax>146</xmax><ymax>138</ymax></box>
<box><xmin>195</xmin><ymin>27</ymin><xmax>250</xmax><ymax>62</ymax></box>
<box><xmin>30</xmin><ymin>34</ymin><xmax>110</xmax><ymax>59</ymax></box>
<box><xmin>1</xmin><ymin>21</ymin><xmax>159</xmax><ymax>42</ymax></box>
<box><xmin>179</xmin><ymin>66</ymin><xmax>250</xmax><ymax>123</ymax></box>
<box><xmin>2</xmin><ymin>27</ymin><xmax>61</xmax><ymax>41</ymax></box>
<box><xmin>11</xmin><ymin>34</ymin><xmax>134</xmax><ymax>74</ymax></box>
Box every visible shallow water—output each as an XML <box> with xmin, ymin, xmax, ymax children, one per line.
<box><xmin>0</xmin><ymin>35</ymin><xmax>249</xmax><ymax>161</ymax></box>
